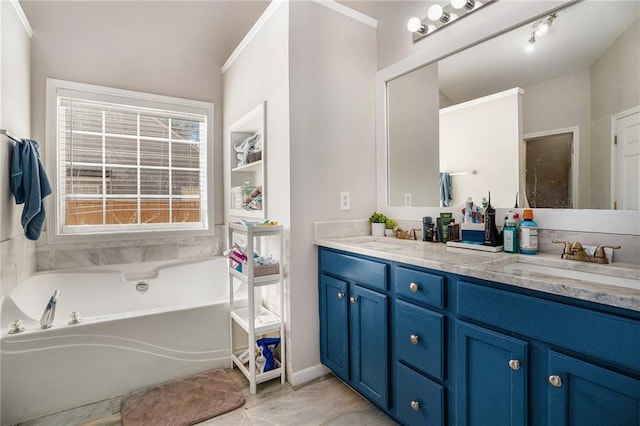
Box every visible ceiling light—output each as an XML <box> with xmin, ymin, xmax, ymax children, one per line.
<box><xmin>525</xmin><ymin>33</ymin><xmax>536</xmax><ymax>53</ymax></box>
<box><xmin>525</xmin><ymin>13</ymin><xmax>557</xmax><ymax>54</ymax></box>
<box><xmin>409</xmin><ymin>0</ymin><xmax>495</xmax><ymax>43</ymax></box>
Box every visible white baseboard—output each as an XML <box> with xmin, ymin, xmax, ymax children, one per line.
<box><xmin>290</xmin><ymin>363</ymin><xmax>331</xmax><ymax>387</ymax></box>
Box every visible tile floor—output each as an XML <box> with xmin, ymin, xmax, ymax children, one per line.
<box><xmin>17</xmin><ymin>369</ymin><xmax>398</xmax><ymax>426</ymax></box>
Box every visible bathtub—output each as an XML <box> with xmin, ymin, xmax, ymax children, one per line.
<box><xmin>0</xmin><ymin>257</ymin><xmax>243</xmax><ymax>425</ymax></box>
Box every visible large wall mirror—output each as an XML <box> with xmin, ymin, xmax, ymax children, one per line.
<box><xmin>387</xmin><ymin>0</ymin><xmax>639</xmax><ymax>210</ymax></box>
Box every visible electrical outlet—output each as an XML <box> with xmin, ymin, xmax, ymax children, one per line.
<box><xmin>404</xmin><ymin>193</ymin><xmax>412</xmax><ymax>207</ymax></box>
<box><xmin>340</xmin><ymin>191</ymin><xmax>351</xmax><ymax>211</ymax></box>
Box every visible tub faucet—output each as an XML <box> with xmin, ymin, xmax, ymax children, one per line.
<box><xmin>40</xmin><ymin>290</ymin><xmax>60</xmax><ymax>329</ymax></box>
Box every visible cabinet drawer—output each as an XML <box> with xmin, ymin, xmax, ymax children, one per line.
<box><xmin>458</xmin><ymin>280</ymin><xmax>640</xmax><ymax>372</ymax></box>
<box><xmin>395</xmin><ymin>266</ymin><xmax>444</xmax><ymax>308</ymax></box>
<box><xmin>395</xmin><ymin>362</ymin><xmax>444</xmax><ymax>426</ymax></box>
<box><xmin>395</xmin><ymin>300</ymin><xmax>444</xmax><ymax>380</ymax></box>
<box><xmin>320</xmin><ymin>250</ymin><xmax>388</xmax><ymax>291</ymax></box>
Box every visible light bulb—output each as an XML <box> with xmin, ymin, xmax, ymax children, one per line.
<box><xmin>525</xmin><ymin>41</ymin><xmax>535</xmax><ymax>53</ymax></box>
<box><xmin>407</xmin><ymin>17</ymin><xmax>422</xmax><ymax>32</ymax></box>
<box><xmin>427</xmin><ymin>4</ymin><xmax>444</xmax><ymax>21</ymax></box>
<box><xmin>451</xmin><ymin>0</ymin><xmax>468</xmax><ymax>9</ymax></box>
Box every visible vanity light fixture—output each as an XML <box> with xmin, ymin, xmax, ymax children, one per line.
<box><xmin>408</xmin><ymin>0</ymin><xmax>494</xmax><ymax>43</ymax></box>
<box><xmin>524</xmin><ymin>13</ymin><xmax>557</xmax><ymax>54</ymax></box>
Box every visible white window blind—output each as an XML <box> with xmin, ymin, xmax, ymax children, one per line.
<box><xmin>55</xmin><ymin>92</ymin><xmax>209</xmax><ymax>236</ymax></box>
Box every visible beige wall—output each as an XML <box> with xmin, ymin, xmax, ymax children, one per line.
<box><xmin>590</xmin><ymin>18</ymin><xmax>640</xmax><ymax>209</ymax></box>
<box><xmin>387</xmin><ymin>63</ymin><xmax>440</xmax><ymax>207</ymax></box>
<box><xmin>289</xmin><ymin>0</ymin><xmax>377</xmax><ymax>380</ymax></box>
<box><xmin>522</xmin><ymin>69</ymin><xmax>592</xmax><ymax>208</ymax></box>
<box><xmin>1</xmin><ymin>1</ymin><xmax>36</xmax><ymax>297</ymax></box>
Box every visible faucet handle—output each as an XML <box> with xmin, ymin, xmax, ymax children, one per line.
<box><xmin>593</xmin><ymin>245</ymin><xmax>621</xmax><ymax>264</ymax></box>
<box><xmin>552</xmin><ymin>240</ymin><xmax>572</xmax><ymax>254</ymax></box>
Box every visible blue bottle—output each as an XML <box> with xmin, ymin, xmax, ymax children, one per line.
<box><xmin>519</xmin><ymin>209</ymin><xmax>538</xmax><ymax>254</ymax></box>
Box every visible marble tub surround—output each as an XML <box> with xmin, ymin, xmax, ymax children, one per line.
<box><xmin>315</xmin><ymin>236</ymin><xmax>640</xmax><ymax>312</ymax></box>
<box><xmin>0</xmin><ymin>234</ymin><xmax>37</xmax><ymax>297</ymax></box>
<box><xmin>35</xmin><ymin>226</ymin><xmax>225</xmax><ymax>272</ymax></box>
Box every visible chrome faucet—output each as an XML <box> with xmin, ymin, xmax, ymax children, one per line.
<box><xmin>552</xmin><ymin>240</ymin><xmax>620</xmax><ymax>264</ymax></box>
<box><xmin>40</xmin><ymin>290</ymin><xmax>60</xmax><ymax>329</ymax></box>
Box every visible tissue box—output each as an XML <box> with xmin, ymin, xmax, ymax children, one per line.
<box><xmin>461</xmin><ymin>223</ymin><xmax>485</xmax><ymax>243</ymax></box>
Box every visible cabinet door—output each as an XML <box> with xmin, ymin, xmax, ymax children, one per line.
<box><xmin>319</xmin><ymin>274</ymin><xmax>349</xmax><ymax>381</ymax></box>
<box><xmin>456</xmin><ymin>322</ymin><xmax>527</xmax><ymax>426</ymax></box>
<box><xmin>350</xmin><ymin>284</ymin><xmax>389</xmax><ymax>408</ymax></box>
<box><xmin>548</xmin><ymin>351</ymin><xmax>640</xmax><ymax>425</ymax></box>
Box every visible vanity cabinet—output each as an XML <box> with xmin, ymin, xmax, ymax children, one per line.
<box><xmin>457</xmin><ymin>279</ymin><xmax>640</xmax><ymax>426</ymax></box>
<box><xmin>318</xmin><ymin>247</ymin><xmax>640</xmax><ymax>425</ymax></box>
<box><xmin>319</xmin><ymin>249</ymin><xmax>390</xmax><ymax>409</ymax></box>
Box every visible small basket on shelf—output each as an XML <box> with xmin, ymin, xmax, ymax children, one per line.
<box><xmin>254</xmin><ymin>263</ymin><xmax>280</xmax><ymax>277</ymax></box>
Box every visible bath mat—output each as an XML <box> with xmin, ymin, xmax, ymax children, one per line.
<box><xmin>120</xmin><ymin>369</ymin><xmax>245</xmax><ymax>426</ymax></box>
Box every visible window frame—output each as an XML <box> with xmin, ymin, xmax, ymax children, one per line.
<box><xmin>45</xmin><ymin>78</ymin><xmax>215</xmax><ymax>244</ymax></box>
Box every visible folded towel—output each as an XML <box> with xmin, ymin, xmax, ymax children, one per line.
<box><xmin>10</xmin><ymin>139</ymin><xmax>52</xmax><ymax>240</ymax></box>
<box><xmin>439</xmin><ymin>172</ymin><xmax>452</xmax><ymax>207</ymax></box>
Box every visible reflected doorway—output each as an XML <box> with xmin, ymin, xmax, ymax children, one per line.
<box><xmin>523</xmin><ymin>131</ymin><xmax>575</xmax><ymax>208</ymax></box>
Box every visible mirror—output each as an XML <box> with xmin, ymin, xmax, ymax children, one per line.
<box><xmin>387</xmin><ymin>0</ymin><xmax>640</xmax><ymax>209</ymax></box>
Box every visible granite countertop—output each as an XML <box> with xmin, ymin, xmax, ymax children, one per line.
<box><xmin>316</xmin><ymin>236</ymin><xmax>640</xmax><ymax>313</ymax></box>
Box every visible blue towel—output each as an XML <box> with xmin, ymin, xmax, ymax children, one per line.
<box><xmin>439</xmin><ymin>172</ymin><xmax>452</xmax><ymax>207</ymax></box>
<box><xmin>10</xmin><ymin>139</ymin><xmax>52</xmax><ymax>240</ymax></box>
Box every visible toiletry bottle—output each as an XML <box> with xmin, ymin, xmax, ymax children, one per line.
<box><xmin>484</xmin><ymin>192</ymin><xmax>500</xmax><ymax>246</ymax></box>
<box><xmin>422</xmin><ymin>217</ymin><xmax>432</xmax><ymax>241</ymax></box>
<box><xmin>503</xmin><ymin>212</ymin><xmax>518</xmax><ymax>253</ymax></box>
<box><xmin>519</xmin><ymin>209</ymin><xmax>538</xmax><ymax>254</ymax></box>
<box><xmin>464</xmin><ymin>197</ymin><xmax>473</xmax><ymax>223</ymax></box>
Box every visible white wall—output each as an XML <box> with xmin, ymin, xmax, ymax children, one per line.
<box><xmin>288</xmin><ymin>0</ymin><xmax>377</xmax><ymax>381</ymax></box>
<box><xmin>0</xmin><ymin>0</ymin><xmax>35</xmax><ymax>297</ymax></box>
<box><xmin>440</xmin><ymin>89</ymin><xmax>521</xmax><ymax>208</ymax></box>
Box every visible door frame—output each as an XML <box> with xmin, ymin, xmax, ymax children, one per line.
<box><xmin>522</xmin><ymin>126</ymin><xmax>579</xmax><ymax>209</ymax></box>
<box><xmin>610</xmin><ymin>105</ymin><xmax>640</xmax><ymax>209</ymax></box>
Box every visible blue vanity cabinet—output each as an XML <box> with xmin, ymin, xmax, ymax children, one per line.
<box><xmin>318</xmin><ymin>248</ymin><xmax>390</xmax><ymax>410</ymax></box>
<box><xmin>547</xmin><ymin>351</ymin><xmax>640</xmax><ymax>425</ymax></box>
<box><xmin>455</xmin><ymin>321</ymin><xmax>527</xmax><ymax>426</ymax></box>
<box><xmin>393</xmin><ymin>265</ymin><xmax>447</xmax><ymax>425</ymax></box>
<box><xmin>457</xmin><ymin>278</ymin><xmax>640</xmax><ymax>426</ymax></box>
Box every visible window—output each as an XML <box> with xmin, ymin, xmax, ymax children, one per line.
<box><xmin>46</xmin><ymin>79</ymin><xmax>213</xmax><ymax>238</ymax></box>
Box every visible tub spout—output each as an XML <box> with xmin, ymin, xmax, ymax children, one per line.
<box><xmin>40</xmin><ymin>290</ymin><xmax>60</xmax><ymax>329</ymax></box>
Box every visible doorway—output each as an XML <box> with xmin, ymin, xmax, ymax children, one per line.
<box><xmin>523</xmin><ymin>131</ymin><xmax>575</xmax><ymax>208</ymax></box>
<box><xmin>612</xmin><ymin>108</ymin><xmax>640</xmax><ymax>210</ymax></box>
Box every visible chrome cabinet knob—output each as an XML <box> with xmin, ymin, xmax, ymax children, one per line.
<box><xmin>410</xmin><ymin>400</ymin><xmax>420</xmax><ymax>411</ymax></box>
<box><xmin>337</xmin><ymin>292</ymin><xmax>344</xmax><ymax>299</ymax></box>
<box><xmin>549</xmin><ymin>375</ymin><xmax>562</xmax><ymax>387</ymax></box>
<box><xmin>409</xmin><ymin>282</ymin><xmax>419</xmax><ymax>293</ymax></box>
<box><xmin>349</xmin><ymin>296</ymin><xmax>358</xmax><ymax>304</ymax></box>
<box><xmin>410</xmin><ymin>334</ymin><xmax>419</xmax><ymax>345</ymax></box>
<box><xmin>508</xmin><ymin>359</ymin><xmax>521</xmax><ymax>371</ymax></box>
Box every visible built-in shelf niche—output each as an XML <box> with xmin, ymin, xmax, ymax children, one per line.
<box><xmin>229</xmin><ymin>101</ymin><xmax>266</xmax><ymax>219</ymax></box>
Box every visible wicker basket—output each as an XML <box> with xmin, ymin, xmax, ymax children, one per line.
<box><xmin>254</xmin><ymin>263</ymin><xmax>280</xmax><ymax>277</ymax></box>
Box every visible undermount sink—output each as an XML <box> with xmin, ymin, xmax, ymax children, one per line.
<box><xmin>494</xmin><ymin>257</ymin><xmax>639</xmax><ymax>289</ymax></box>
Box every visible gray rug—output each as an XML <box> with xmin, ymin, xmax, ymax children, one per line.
<box><xmin>121</xmin><ymin>369</ymin><xmax>245</xmax><ymax>426</ymax></box>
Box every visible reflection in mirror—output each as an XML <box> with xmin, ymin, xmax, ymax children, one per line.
<box><xmin>386</xmin><ymin>0</ymin><xmax>640</xmax><ymax>209</ymax></box>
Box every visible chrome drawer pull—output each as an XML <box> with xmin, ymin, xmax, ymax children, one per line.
<box><xmin>349</xmin><ymin>296</ymin><xmax>358</xmax><ymax>304</ymax></box>
<box><xmin>508</xmin><ymin>359</ymin><xmax>521</xmax><ymax>371</ymax></box>
<box><xmin>409</xmin><ymin>282</ymin><xmax>419</xmax><ymax>293</ymax></box>
<box><xmin>337</xmin><ymin>292</ymin><xmax>344</xmax><ymax>299</ymax></box>
<box><xmin>549</xmin><ymin>375</ymin><xmax>562</xmax><ymax>387</ymax></box>
<box><xmin>410</xmin><ymin>400</ymin><xmax>420</xmax><ymax>411</ymax></box>
<box><xmin>410</xmin><ymin>334</ymin><xmax>419</xmax><ymax>345</ymax></box>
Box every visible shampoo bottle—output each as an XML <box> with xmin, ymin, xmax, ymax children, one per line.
<box><xmin>519</xmin><ymin>209</ymin><xmax>538</xmax><ymax>254</ymax></box>
<box><xmin>484</xmin><ymin>192</ymin><xmax>501</xmax><ymax>246</ymax></box>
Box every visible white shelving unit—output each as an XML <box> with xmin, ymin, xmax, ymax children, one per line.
<box><xmin>228</xmin><ymin>222</ymin><xmax>284</xmax><ymax>394</ymax></box>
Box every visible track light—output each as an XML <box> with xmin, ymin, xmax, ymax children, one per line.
<box><xmin>525</xmin><ymin>13</ymin><xmax>557</xmax><ymax>54</ymax></box>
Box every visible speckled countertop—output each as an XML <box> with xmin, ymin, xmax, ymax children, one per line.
<box><xmin>316</xmin><ymin>236</ymin><xmax>640</xmax><ymax>313</ymax></box>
